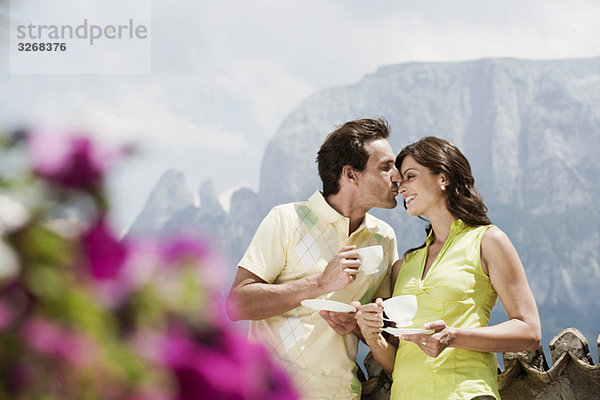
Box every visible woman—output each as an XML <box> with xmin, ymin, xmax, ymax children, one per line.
<box><xmin>356</xmin><ymin>137</ymin><xmax>541</xmax><ymax>400</ymax></box>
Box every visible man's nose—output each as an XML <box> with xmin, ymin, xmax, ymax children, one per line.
<box><xmin>391</xmin><ymin>166</ymin><xmax>401</xmax><ymax>183</ymax></box>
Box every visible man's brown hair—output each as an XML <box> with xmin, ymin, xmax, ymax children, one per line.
<box><xmin>317</xmin><ymin>117</ymin><xmax>390</xmax><ymax>197</ymax></box>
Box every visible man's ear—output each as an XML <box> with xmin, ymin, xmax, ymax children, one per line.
<box><xmin>341</xmin><ymin>165</ymin><xmax>358</xmax><ymax>184</ymax></box>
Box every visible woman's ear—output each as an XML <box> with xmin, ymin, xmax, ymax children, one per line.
<box><xmin>439</xmin><ymin>174</ymin><xmax>449</xmax><ymax>188</ymax></box>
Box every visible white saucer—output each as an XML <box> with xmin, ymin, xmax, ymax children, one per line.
<box><xmin>361</xmin><ymin>268</ymin><xmax>379</xmax><ymax>275</ymax></box>
<box><xmin>301</xmin><ymin>299</ymin><xmax>356</xmax><ymax>313</ymax></box>
<box><xmin>382</xmin><ymin>319</ymin><xmax>413</xmax><ymax>327</ymax></box>
<box><xmin>382</xmin><ymin>327</ymin><xmax>434</xmax><ymax>336</ymax></box>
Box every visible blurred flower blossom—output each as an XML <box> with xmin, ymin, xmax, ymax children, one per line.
<box><xmin>82</xmin><ymin>217</ymin><xmax>130</xmax><ymax>280</ymax></box>
<box><xmin>22</xmin><ymin>316</ymin><xmax>95</xmax><ymax>367</ymax></box>
<box><xmin>161</xmin><ymin>324</ymin><xmax>297</xmax><ymax>400</ymax></box>
<box><xmin>0</xmin><ymin>129</ymin><xmax>297</xmax><ymax>399</ymax></box>
<box><xmin>159</xmin><ymin>236</ymin><xmax>210</xmax><ymax>266</ymax></box>
<box><xmin>27</xmin><ymin>131</ymin><xmax>128</xmax><ymax>191</ymax></box>
<box><xmin>0</xmin><ymin>239</ymin><xmax>19</xmax><ymax>280</ymax></box>
<box><xmin>0</xmin><ymin>195</ymin><xmax>29</xmax><ymax>233</ymax></box>
<box><xmin>0</xmin><ymin>299</ymin><xmax>14</xmax><ymax>330</ymax></box>
<box><xmin>157</xmin><ymin>235</ymin><xmax>227</xmax><ymax>292</ymax></box>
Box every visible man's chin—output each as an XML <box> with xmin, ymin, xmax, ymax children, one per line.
<box><xmin>376</xmin><ymin>199</ymin><xmax>398</xmax><ymax>209</ymax></box>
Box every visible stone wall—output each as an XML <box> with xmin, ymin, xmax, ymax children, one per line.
<box><xmin>361</xmin><ymin>328</ymin><xmax>600</xmax><ymax>399</ymax></box>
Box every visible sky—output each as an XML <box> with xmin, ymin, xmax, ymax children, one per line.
<box><xmin>1</xmin><ymin>0</ymin><xmax>599</xmax><ymax>231</ymax></box>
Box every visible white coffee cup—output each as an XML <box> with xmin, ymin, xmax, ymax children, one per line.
<box><xmin>356</xmin><ymin>245</ymin><xmax>383</xmax><ymax>275</ymax></box>
<box><xmin>382</xmin><ymin>295</ymin><xmax>417</xmax><ymax>324</ymax></box>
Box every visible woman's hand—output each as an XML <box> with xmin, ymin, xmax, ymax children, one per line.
<box><xmin>356</xmin><ymin>298</ymin><xmax>384</xmax><ymax>344</ymax></box>
<box><xmin>357</xmin><ymin>298</ymin><xmax>397</xmax><ymax>373</ymax></box>
<box><xmin>401</xmin><ymin>320</ymin><xmax>454</xmax><ymax>358</ymax></box>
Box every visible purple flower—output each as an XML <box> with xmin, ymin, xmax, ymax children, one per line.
<box><xmin>126</xmin><ymin>393</ymin><xmax>172</xmax><ymax>400</ymax></box>
<box><xmin>82</xmin><ymin>218</ymin><xmax>129</xmax><ymax>281</ymax></box>
<box><xmin>27</xmin><ymin>130</ymin><xmax>127</xmax><ymax>191</ymax></box>
<box><xmin>0</xmin><ymin>299</ymin><xmax>13</xmax><ymax>330</ymax></box>
<box><xmin>159</xmin><ymin>236</ymin><xmax>210</xmax><ymax>266</ymax></box>
<box><xmin>87</xmin><ymin>235</ymin><xmax>216</xmax><ymax>308</ymax></box>
<box><xmin>11</xmin><ymin>361</ymin><xmax>36</xmax><ymax>392</ymax></box>
<box><xmin>160</xmin><ymin>324</ymin><xmax>298</xmax><ymax>400</ymax></box>
<box><xmin>157</xmin><ymin>235</ymin><xmax>227</xmax><ymax>291</ymax></box>
<box><xmin>22</xmin><ymin>316</ymin><xmax>94</xmax><ymax>366</ymax></box>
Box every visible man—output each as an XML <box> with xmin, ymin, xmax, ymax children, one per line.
<box><xmin>227</xmin><ymin>117</ymin><xmax>401</xmax><ymax>399</ymax></box>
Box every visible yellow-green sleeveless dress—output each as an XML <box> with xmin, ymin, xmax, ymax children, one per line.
<box><xmin>390</xmin><ymin>220</ymin><xmax>501</xmax><ymax>400</ymax></box>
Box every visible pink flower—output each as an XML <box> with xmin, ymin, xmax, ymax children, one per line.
<box><xmin>161</xmin><ymin>324</ymin><xmax>298</xmax><ymax>400</ymax></box>
<box><xmin>82</xmin><ymin>218</ymin><xmax>129</xmax><ymax>280</ymax></box>
<box><xmin>157</xmin><ymin>235</ymin><xmax>227</xmax><ymax>291</ymax></box>
<box><xmin>27</xmin><ymin>130</ymin><xmax>128</xmax><ymax>191</ymax></box>
<box><xmin>0</xmin><ymin>299</ymin><xmax>14</xmax><ymax>330</ymax></box>
<box><xmin>159</xmin><ymin>236</ymin><xmax>210</xmax><ymax>266</ymax></box>
<box><xmin>126</xmin><ymin>393</ymin><xmax>172</xmax><ymax>400</ymax></box>
<box><xmin>22</xmin><ymin>316</ymin><xmax>95</xmax><ymax>366</ymax></box>
<box><xmin>88</xmin><ymin>235</ymin><xmax>214</xmax><ymax>307</ymax></box>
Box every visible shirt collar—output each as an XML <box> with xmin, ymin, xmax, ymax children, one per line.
<box><xmin>426</xmin><ymin>218</ymin><xmax>468</xmax><ymax>244</ymax></box>
<box><xmin>308</xmin><ymin>190</ymin><xmax>379</xmax><ymax>232</ymax></box>
<box><xmin>361</xmin><ymin>212</ymin><xmax>379</xmax><ymax>232</ymax></box>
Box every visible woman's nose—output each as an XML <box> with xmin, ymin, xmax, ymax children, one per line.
<box><xmin>398</xmin><ymin>180</ymin><xmax>406</xmax><ymax>193</ymax></box>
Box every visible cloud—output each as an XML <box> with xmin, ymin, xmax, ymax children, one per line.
<box><xmin>215</xmin><ymin>59</ymin><xmax>313</xmax><ymax>133</ymax></box>
<box><xmin>3</xmin><ymin>0</ymin><xmax>598</xmax><ymax>133</ymax></box>
<box><xmin>1</xmin><ymin>0</ymin><xmax>598</xmax><ymax>230</ymax></box>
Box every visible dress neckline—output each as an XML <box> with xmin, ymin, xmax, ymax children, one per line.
<box><xmin>419</xmin><ymin>219</ymin><xmax>468</xmax><ymax>281</ymax></box>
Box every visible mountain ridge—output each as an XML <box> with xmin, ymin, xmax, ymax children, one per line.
<box><xmin>127</xmin><ymin>56</ymin><xmax>600</xmax><ymax>354</ymax></box>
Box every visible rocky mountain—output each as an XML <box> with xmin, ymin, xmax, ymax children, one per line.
<box><xmin>127</xmin><ymin>170</ymin><xmax>194</xmax><ymax>237</ymax></box>
<box><xmin>128</xmin><ymin>57</ymin><xmax>600</xmax><ymax>352</ymax></box>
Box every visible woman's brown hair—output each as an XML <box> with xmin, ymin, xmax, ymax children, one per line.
<box><xmin>396</xmin><ymin>136</ymin><xmax>491</xmax><ymax>255</ymax></box>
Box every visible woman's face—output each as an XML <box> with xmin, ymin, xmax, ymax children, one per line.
<box><xmin>398</xmin><ymin>155</ymin><xmax>447</xmax><ymax>217</ymax></box>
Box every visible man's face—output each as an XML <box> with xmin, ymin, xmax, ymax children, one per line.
<box><xmin>355</xmin><ymin>139</ymin><xmax>401</xmax><ymax>209</ymax></box>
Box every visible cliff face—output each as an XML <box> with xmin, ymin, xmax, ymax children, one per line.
<box><xmin>261</xmin><ymin>58</ymin><xmax>600</xmax><ymax>212</ymax></box>
<box><xmin>128</xmin><ymin>57</ymin><xmax>600</xmax><ymax>345</ymax></box>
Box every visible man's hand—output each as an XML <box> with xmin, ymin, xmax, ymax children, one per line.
<box><xmin>319</xmin><ymin>301</ymin><xmax>361</xmax><ymax>335</ymax></box>
<box><xmin>317</xmin><ymin>246</ymin><xmax>360</xmax><ymax>292</ymax></box>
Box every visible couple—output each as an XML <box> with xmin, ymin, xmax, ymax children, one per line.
<box><xmin>227</xmin><ymin>118</ymin><xmax>541</xmax><ymax>400</ymax></box>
